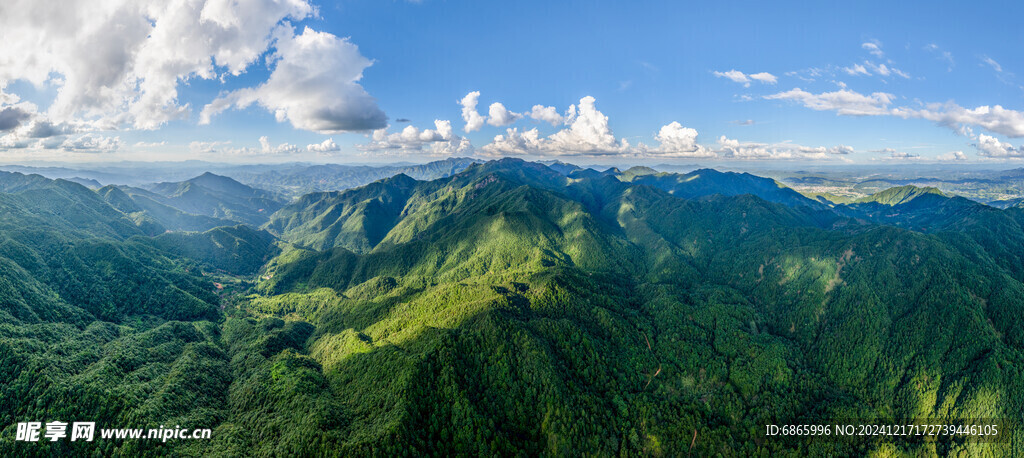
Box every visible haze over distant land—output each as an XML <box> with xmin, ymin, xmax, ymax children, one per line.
<box><xmin>1</xmin><ymin>1</ymin><xmax>1023</xmax><ymax>164</ymax></box>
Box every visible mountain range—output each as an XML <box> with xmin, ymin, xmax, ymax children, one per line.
<box><xmin>1</xmin><ymin>159</ymin><xmax>1022</xmax><ymax>456</ymax></box>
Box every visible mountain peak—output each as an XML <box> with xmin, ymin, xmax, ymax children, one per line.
<box><xmin>856</xmin><ymin>185</ymin><xmax>944</xmax><ymax>206</ymax></box>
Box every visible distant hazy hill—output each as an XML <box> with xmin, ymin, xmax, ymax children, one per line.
<box><xmin>143</xmin><ymin>172</ymin><xmax>286</xmax><ymax>226</ymax></box>
<box><xmin>609</xmin><ymin>166</ymin><xmax>828</xmax><ymax>210</ymax></box>
<box><xmin>853</xmin><ymin>184</ymin><xmax>944</xmax><ymax>205</ymax></box>
<box><xmin>235</xmin><ymin>157</ymin><xmax>481</xmax><ymax>197</ymax></box>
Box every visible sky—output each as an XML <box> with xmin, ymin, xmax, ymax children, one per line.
<box><xmin>1</xmin><ymin>0</ymin><xmax>1023</xmax><ymax>164</ymax></box>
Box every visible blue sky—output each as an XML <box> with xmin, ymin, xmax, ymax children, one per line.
<box><xmin>1</xmin><ymin>0</ymin><xmax>1022</xmax><ymax>163</ymax></box>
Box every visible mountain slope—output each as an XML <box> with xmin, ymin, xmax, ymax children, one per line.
<box><xmin>239</xmin><ymin>159</ymin><xmax>1024</xmax><ymax>455</ymax></box>
<box><xmin>4</xmin><ymin>161</ymin><xmax>1024</xmax><ymax>456</ymax></box>
<box><xmin>616</xmin><ymin>167</ymin><xmax>827</xmax><ymax>209</ymax></box>
<box><xmin>145</xmin><ymin>172</ymin><xmax>286</xmax><ymax>226</ymax></box>
<box><xmin>853</xmin><ymin>184</ymin><xmax>944</xmax><ymax>205</ymax></box>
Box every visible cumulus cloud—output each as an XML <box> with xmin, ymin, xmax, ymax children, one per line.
<box><xmin>937</xmin><ymin>150</ymin><xmax>967</xmax><ymax>161</ymax></box>
<box><xmin>487</xmin><ymin>102</ymin><xmax>522</xmax><ymax>127</ymax></box>
<box><xmin>527</xmin><ymin>105</ymin><xmax>564</xmax><ymax>126</ymax></box>
<box><xmin>359</xmin><ymin>120</ymin><xmax>472</xmax><ymax>156</ymax></box>
<box><xmin>481</xmin><ymin>96</ymin><xmax>629</xmax><ymax>156</ymax></box>
<box><xmin>713</xmin><ymin>70</ymin><xmax>777</xmax><ymax>87</ymax></box>
<box><xmin>258</xmin><ymin>136</ymin><xmax>300</xmax><ymax>155</ymax></box>
<box><xmin>544</xmin><ymin>96</ymin><xmax>630</xmax><ymax>155</ymax></box>
<box><xmin>459</xmin><ymin>91</ymin><xmax>486</xmax><ymax>132</ymax></box>
<box><xmin>59</xmin><ymin>134</ymin><xmax>121</xmax><ymax>153</ymax></box>
<box><xmin>0</xmin><ymin>107</ymin><xmax>32</xmax><ymax>132</ymax></box>
<box><xmin>0</xmin><ymin>0</ymin><xmax>339</xmax><ymax>131</ymax></box>
<box><xmin>974</xmin><ymin>133</ymin><xmax>1021</xmax><ymax>157</ymax></box>
<box><xmin>477</xmin><ymin>96</ymin><xmax>852</xmax><ymax>161</ymax></box>
<box><xmin>715</xmin><ymin>136</ymin><xmax>853</xmax><ymax>160</ymax></box>
<box><xmin>200</xmin><ymin>25</ymin><xmax>386</xmax><ymax>133</ymax></box>
<box><xmin>894</xmin><ymin>103</ymin><xmax>1024</xmax><ymax>138</ymax></box>
<box><xmin>765</xmin><ymin>88</ymin><xmax>895</xmax><ymax>116</ymax></box>
<box><xmin>640</xmin><ymin>122</ymin><xmax>715</xmax><ymax>158</ymax></box>
<box><xmin>767</xmin><ymin>87</ymin><xmax>1024</xmax><ymax>139</ymax></box>
<box><xmin>481</xmin><ymin>128</ymin><xmax>545</xmax><ymax>157</ymax></box>
<box><xmin>749</xmin><ymin>72</ymin><xmax>778</xmax><ymax>84</ymax></box>
<box><xmin>714</xmin><ymin>70</ymin><xmax>750</xmax><ymax>86</ymax></box>
<box><xmin>306</xmin><ymin>138</ymin><xmax>340</xmax><ymax>154</ymax></box>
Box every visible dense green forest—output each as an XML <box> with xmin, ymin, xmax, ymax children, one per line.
<box><xmin>1</xmin><ymin>160</ymin><xmax>1022</xmax><ymax>456</ymax></box>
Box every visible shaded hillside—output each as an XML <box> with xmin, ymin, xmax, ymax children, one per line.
<box><xmin>613</xmin><ymin>167</ymin><xmax>827</xmax><ymax>210</ymax></box>
<box><xmin>142</xmin><ymin>172</ymin><xmax>286</xmax><ymax>226</ymax></box>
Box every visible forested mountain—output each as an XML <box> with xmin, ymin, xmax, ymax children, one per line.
<box><xmin>140</xmin><ymin>173</ymin><xmax>286</xmax><ymax>226</ymax></box>
<box><xmin>2</xmin><ymin>160</ymin><xmax>1024</xmax><ymax>456</ymax></box>
<box><xmin>611</xmin><ymin>167</ymin><xmax>827</xmax><ymax>210</ymax></box>
<box><xmin>98</xmin><ymin>185</ymin><xmax>233</xmax><ymax>233</ymax></box>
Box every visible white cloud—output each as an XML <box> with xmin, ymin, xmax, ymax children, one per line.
<box><xmin>563</xmin><ymin>104</ymin><xmax>578</xmax><ymax>125</ymax></box>
<box><xmin>767</xmin><ymin>87</ymin><xmax>1024</xmax><ymax>138</ymax></box>
<box><xmin>862</xmin><ymin>41</ymin><xmax>884</xmax><ymax>58</ymax></box>
<box><xmin>842</xmin><ymin>64</ymin><xmax>870</xmax><ymax>76</ymax></box>
<box><xmin>842</xmin><ymin>61</ymin><xmax>909</xmax><ymax>79</ymax></box>
<box><xmin>359</xmin><ymin>120</ymin><xmax>472</xmax><ymax>156</ymax></box>
<box><xmin>715</xmin><ymin>136</ymin><xmax>853</xmax><ymax>160</ymax></box>
<box><xmin>749</xmin><ymin>72</ymin><xmax>778</xmax><ymax>84</ymax></box>
<box><xmin>477</xmin><ymin>96</ymin><xmax>852</xmax><ymax>161</ymax></box>
<box><xmin>481</xmin><ymin>127</ymin><xmax>544</xmax><ymax>156</ymax></box>
<box><xmin>713</xmin><ymin>70</ymin><xmax>777</xmax><ymax>87</ymax></box>
<box><xmin>59</xmin><ymin>134</ymin><xmax>121</xmax><ymax>153</ymax></box>
<box><xmin>982</xmin><ymin>56</ymin><xmax>1003</xmax><ymax>73</ymax></box>
<box><xmin>306</xmin><ymin>138</ymin><xmax>340</xmax><ymax>154</ymax></box>
<box><xmin>487</xmin><ymin>102</ymin><xmax>522</xmax><ymax>127</ymax></box>
<box><xmin>527</xmin><ymin>105</ymin><xmax>564</xmax><ymax>126</ymax></box>
<box><xmin>974</xmin><ymin>133</ymin><xmax>1021</xmax><ymax>157</ymax></box>
<box><xmin>544</xmin><ymin>96</ymin><xmax>629</xmax><ymax>155</ymax></box>
<box><xmin>481</xmin><ymin>96</ymin><xmax>629</xmax><ymax>156</ymax></box>
<box><xmin>764</xmin><ymin>88</ymin><xmax>895</xmax><ymax>116</ymax></box>
<box><xmin>258</xmin><ymin>136</ymin><xmax>300</xmax><ymax>155</ymax></box>
<box><xmin>714</xmin><ymin>70</ymin><xmax>750</xmax><ymax>86</ymax></box>
<box><xmin>200</xmin><ymin>25</ymin><xmax>386</xmax><ymax>133</ymax></box>
<box><xmin>937</xmin><ymin>151</ymin><xmax>967</xmax><ymax>161</ymax></box>
<box><xmin>459</xmin><ymin>91</ymin><xmax>486</xmax><ymax>132</ymax></box>
<box><xmin>189</xmin><ymin>140</ymin><xmax>234</xmax><ymax>154</ymax></box>
<box><xmin>133</xmin><ymin>141</ymin><xmax>167</xmax><ymax>147</ymax></box>
<box><xmin>0</xmin><ymin>0</ymin><xmax>327</xmax><ymax>131</ymax></box>
<box><xmin>894</xmin><ymin>103</ymin><xmax>1024</xmax><ymax>138</ymax></box>
<box><xmin>640</xmin><ymin>122</ymin><xmax>715</xmax><ymax>158</ymax></box>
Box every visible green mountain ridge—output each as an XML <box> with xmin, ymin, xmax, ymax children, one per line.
<box><xmin>2</xmin><ymin>160</ymin><xmax>1024</xmax><ymax>455</ymax></box>
<box><xmin>144</xmin><ymin>172</ymin><xmax>286</xmax><ymax>226</ymax></box>
<box><xmin>854</xmin><ymin>185</ymin><xmax>945</xmax><ymax>205</ymax></box>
